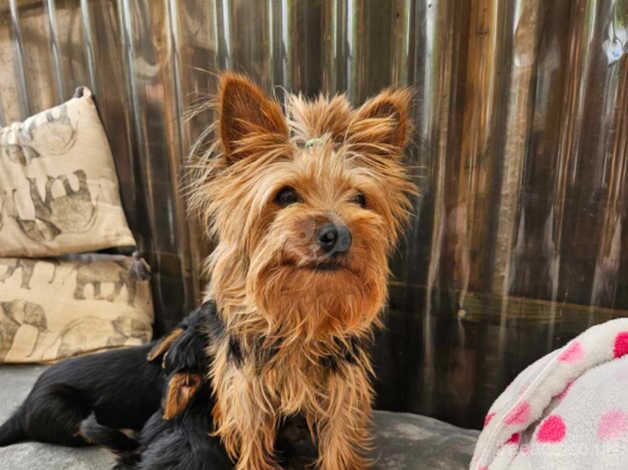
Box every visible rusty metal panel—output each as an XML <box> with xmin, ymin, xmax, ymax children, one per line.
<box><xmin>0</xmin><ymin>0</ymin><xmax>626</xmax><ymax>429</ymax></box>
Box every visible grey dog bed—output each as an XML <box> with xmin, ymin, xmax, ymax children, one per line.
<box><xmin>0</xmin><ymin>366</ymin><xmax>478</xmax><ymax>469</ymax></box>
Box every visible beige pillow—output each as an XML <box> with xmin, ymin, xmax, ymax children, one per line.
<box><xmin>0</xmin><ymin>88</ymin><xmax>135</xmax><ymax>257</ymax></box>
<box><xmin>0</xmin><ymin>254</ymin><xmax>153</xmax><ymax>363</ymax></box>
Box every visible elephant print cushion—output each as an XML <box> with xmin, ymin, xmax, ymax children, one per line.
<box><xmin>0</xmin><ymin>87</ymin><xmax>135</xmax><ymax>257</ymax></box>
<box><xmin>0</xmin><ymin>254</ymin><xmax>153</xmax><ymax>363</ymax></box>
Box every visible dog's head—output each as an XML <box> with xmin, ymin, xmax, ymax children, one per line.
<box><xmin>189</xmin><ymin>73</ymin><xmax>416</xmax><ymax>341</ymax></box>
<box><xmin>155</xmin><ymin>306</ymin><xmax>213</xmax><ymax>420</ymax></box>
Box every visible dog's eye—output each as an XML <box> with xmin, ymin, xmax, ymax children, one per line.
<box><xmin>275</xmin><ymin>186</ymin><xmax>300</xmax><ymax>207</ymax></box>
<box><xmin>351</xmin><ymin>192</ymin><xmax>367</xmax><ymax>208</ymax></box>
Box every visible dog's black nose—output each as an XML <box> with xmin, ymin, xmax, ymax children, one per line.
<box><xmin>316</xmin><ymin>223</ymin><xmax>352</xmax><ymax>254</ymax></box>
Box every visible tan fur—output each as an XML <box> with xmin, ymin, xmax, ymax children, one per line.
<box><xmin>188</xmin><ymin>72</ymin><xmax>417</xmax><ymax>470</ymax></box>
<box><xmin>163</xmin><ymin>372</ymin><xmax>203</xmax><ymax>420</ymax></box>
<box><xmin>146</xmin><ymin>327</ymin><xmax>184</xmax><ymax>362</ymax></box>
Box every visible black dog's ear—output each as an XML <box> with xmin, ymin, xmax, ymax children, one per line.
<box><xmin>147</xmin><ymin>328</ymin><xmax>184</xmax><ymax>362</ymax></box>
<box><xmin>163</xmin><ymin>373</ymin><xmax>203</xmax><ymax>420</ymax></box>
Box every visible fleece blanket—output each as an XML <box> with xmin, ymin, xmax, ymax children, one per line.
<box><xmin>471</xmin><ymin>318</ymin><xmax>628</xmax><ymax>470</ymax></box>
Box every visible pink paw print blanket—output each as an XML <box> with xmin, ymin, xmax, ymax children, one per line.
<box><xmin>471</xmin><ymin>318</ymin><xmax>628</xmax><ymax>469</ymax></box>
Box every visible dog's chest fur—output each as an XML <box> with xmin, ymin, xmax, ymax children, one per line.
<box><xmin>211</xmin><ymin>326</ymin><xmax>366</xmax><ymax>422</ymax></box>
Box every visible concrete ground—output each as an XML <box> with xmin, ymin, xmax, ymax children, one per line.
<box><xmin>0</xmin><ymin>366</ymin><xmax>478</xmax><ymax>469</ymax></box>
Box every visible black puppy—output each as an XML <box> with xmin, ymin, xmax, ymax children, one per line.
<box><xmin>114</xmin><ymin>301</ymin><xmax>232</xmax><ymax>469</ymax></box>
<box><xmin>115</xmin><ymin>301</ymin><xmax>317</xmax><ymax>469</ymax></box>
<box><xmin>0</xmin><ymin>301</ymin><xmax>220</xmax><ymax>454</ymax></box>
<box><xmin>0</xmin><ymin>308</ymin><xmax>195</xmax><ymax>451</ymax></box>
<box><xmin>0</xmin><ymin>342</ymin><xmax>164</xmax><ymax>450</ymax></box>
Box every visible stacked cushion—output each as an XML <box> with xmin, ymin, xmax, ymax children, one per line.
<box><xmin>0</xmin><ymin>88</ymin><xmax>134</xmax><ymax>257</ymax></box>
<box><xmin>0</xmin><ymin>89</ymin><xmax>152</xmax><ymax>363</ymax></box>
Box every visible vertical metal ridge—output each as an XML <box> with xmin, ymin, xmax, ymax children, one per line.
<box><xmin>8</xmin><ymin>0</ymin><xmax>30</xmax><ymax>118</ymax></box>
<box><xmin>419</xmin><ymin>0</ymin><xmax>458</xmax><ymax>415</ymax></box>
<box><xmin>552</xmin><ymin>1</ymin><xmax>594</xmax><ymax>247</ymax></box>
<box><xmin>321</xmin><ymin>0</ymin><xmax>339</xmax><ymax>93</ymax></box>
<box><xmin>584</xmin><ymin>0</ymin><xmax>627</xmax><ymax>308</ymax></box>
<box><xmin>345</xmin><ymin>0</ymin><xmax>357</xmax><ymax>101</ymax></box>
<box><xmin>217</xmin><ymin>0</ymin><xmax>232</xmax><ymax>69</ymax></box>
<box><xmin>118</xmin><ymin>0</ymin><xmax>135</xmax><ymax>118</ymax></box>
<box><xmin>392</xmin><ymin>0</ymin><xmax>412</xmax><ymax>87</ymax></box>
<box><xmin>279</xmin><ymin>0</ymin><xmax>290</xmax><ymax>90</ymax></box>
<box><xmin>548</xmin><ymin>0</ymin><xmax>598</xmax><ymax>310</ymax></box>
<box><xmin>117</xmin><ymin>0</ymin><xmax>171</xmax><ymax>331</ymax></box>
<box><xmin>321</xmin><ymin>0</ymin><xmax>341</xmax><ymax>94</ymax></box>
<box><xmin>166</xmin><ymin>0</ymin><xmax>201</xmax><ymax>304</ymax></box>
<box><xmin>491</xmin><ymin>0</ymin><xmax>540</xmax><ymax>297</ymax></box>
<box><xmin>45</xmin><ymin>0</ymin><xmax>65</xmax><ymax>102</ymax></box>
<box><xmin>450</xmin><ymin>0</ymin><xmax>502</xmax><ymax>299</ymax></box>
<box><xmin>268</xmin><ymin>0</ymin><xmax>275</xmax><ymax>81</ymax></box>
<box><xmin>268</xmin><ymin>0</ymin><xmax>288</xmax><ymax>93</ymax></box>
<box><xmin>166</xmin><ymin>0</ymin><xmax>185</xmax><ymax>157</ymax></box>
<box><xmin>211</xmin><ymin>0</ymin><xmax>222</xmax><ymax>69</ymax></box>
<box><xmin>336</xmin><ymin>0</ymin><xmax>349</xmax><ymax>94</ymax></box>
<box><xmin>118</xmin><ymin>0</ymin><xmax>150</xmax><ymax>234</ymax></box>
<box><xmin>114</xmin><ymin>0</ymin><xmax>138</xmax><ymax>235</ymax></box>
<box><xmin>80</xmin><ymin>0</ymin><xmax>97</xmax><ymax>93</ymax></box>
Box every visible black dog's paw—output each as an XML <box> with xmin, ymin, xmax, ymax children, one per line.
<box><xmin>80</xmin><ymin>413</ymin><xmax>139</xmax><ymax>453</ymax></box>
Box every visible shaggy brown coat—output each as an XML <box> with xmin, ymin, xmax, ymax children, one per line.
<box><xmin>188</xmin><ymin>73</ymin><xmax>416</xmax><ymax>470</ymax></box>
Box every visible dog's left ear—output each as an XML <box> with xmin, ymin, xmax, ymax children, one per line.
<box><xmin>163</xmin><ymin>372</ymin><xmax>203</xmax><ymax>420</ymax></box>
<box><xmin>218</xmin><ymin>73</ymin><xmax>289</xmax><ymax>163</ymax></box>
<box><xmin>349</xmin><ymin>89</ymin><xmax>413</xmax><ymax>156</ymax></box>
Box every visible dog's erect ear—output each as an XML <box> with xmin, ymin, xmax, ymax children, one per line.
<box><xmin>348</xmin><ymin>88</ymin><xmax>413</xmax><ymax>156</ymax></box>
<box><xmin>218</xmin><ymin>73</ymin><xmax>289</xmax><ymax>162</ymax></box>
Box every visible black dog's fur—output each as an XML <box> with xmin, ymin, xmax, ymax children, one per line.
<box><xmin>0</xmin><ymin>300</ymin><xmax>213</xmax><ymax>452</ymax></box>
<box><xmin>0</xmin><ymin>342</ymin><xmax>163</xmax><ymax>450</ymax></box>
<box><xmin>114</xmin><ymin>301</ymin><xmax>231</xmax><ymax>469</ymax></box>
<box><xmin>114</xmin><ymin>386</ymin><xmax>232</xmax><ymax>470</ymax></box>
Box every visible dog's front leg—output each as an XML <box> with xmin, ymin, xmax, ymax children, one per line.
<box><xmin>235</xmin><ymin>416</ymin><xmax>280</xmax><ymax>470</ymax></box>
<box><xmin>314</xmin><ymin>365</ymin><xmax>374</xmax><ymax>470</ymax></box>
<box><xmin>214</xmin><ymin>372</ymin><xmax>281</xmax><ymax>470</ymax></box>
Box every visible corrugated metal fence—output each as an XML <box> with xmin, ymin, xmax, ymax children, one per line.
<box><xmin>0</xmin><ymin>0</ymin><xmax>626</xmax><ymax>428</ymax></box>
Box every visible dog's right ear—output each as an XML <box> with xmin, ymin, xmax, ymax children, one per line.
<box><xmin>218</xmin><ymin>73</ymin><xmax>289</xmax><ymax>163</ymax></box>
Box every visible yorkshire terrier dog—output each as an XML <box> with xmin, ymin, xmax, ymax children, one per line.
<box><xmin>188</xmin><ymin>73</ymin><xmax>416</xmax><ymax>470</ymax></box>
